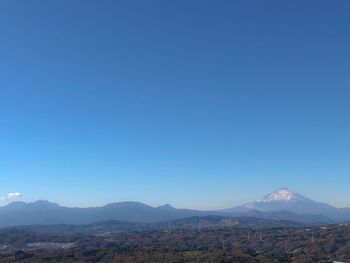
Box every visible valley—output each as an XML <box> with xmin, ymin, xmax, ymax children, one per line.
<box><xmin>0</xmin><ymin>219</ymin><xmax>349</xmax><ymax>262</ymax></box>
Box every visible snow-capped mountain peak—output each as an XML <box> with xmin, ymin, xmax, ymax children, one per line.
<box><xmin>258</xmin><ymin>188</ymin><xmax>299</xmax><ymax>203</ymax></box>
<box><xmin>224</xmin><ymin>187</ymin><xmax>339</xmax><ymax>217</ymax></box>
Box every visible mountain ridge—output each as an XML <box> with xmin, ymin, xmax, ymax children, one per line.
<box><xmin>0</xmin><ymin>188</ymin><xmax>349</xmax><ymax>227</ymax></box>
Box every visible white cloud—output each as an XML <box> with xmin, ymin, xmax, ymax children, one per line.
<box><xmin>0</xmin><ymin>192</ymin><xmax>22</xmax><ymax>202</ymax></box>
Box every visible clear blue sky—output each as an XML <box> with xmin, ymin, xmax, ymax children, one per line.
<box><xmin>0</xmin><ymin>1</ymin><xmax>349</xmax><ymax>209</ymax></box>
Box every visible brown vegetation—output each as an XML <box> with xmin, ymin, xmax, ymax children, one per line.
<box><xmin>0</xmin><ymin>224</ymin><xmax>349</xmax><ymax>262</ymax></box>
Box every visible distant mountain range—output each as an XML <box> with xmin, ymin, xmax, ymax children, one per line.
<box><xmin>0</xmin><ymin>188</ymin><xmax>349</xmax><ymax>227</ymax></box>
<box><xmin>0</xmin><ymin>200</ymin><xmax>206</xmax><ymax>227</ymax></box>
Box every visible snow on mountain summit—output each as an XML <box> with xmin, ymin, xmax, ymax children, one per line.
<box><xmin>258</xmin><ymin>188</ymin><xmax>301</xmax><ymax>203</ymax></box>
